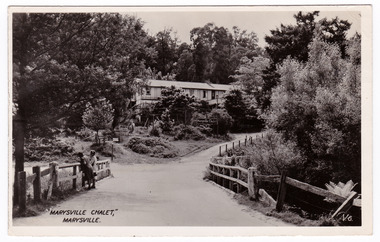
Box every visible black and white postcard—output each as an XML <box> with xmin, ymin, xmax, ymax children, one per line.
<box><xmin>7</xmin><ymin>5</ymin><xmax>372</xmax><ymax>237</ymax></box>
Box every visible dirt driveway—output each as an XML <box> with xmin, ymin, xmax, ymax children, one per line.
<box><xmin>12</xmin><ymin>134</ymin><xmax>291</xmax><ymax>227</ymax></box>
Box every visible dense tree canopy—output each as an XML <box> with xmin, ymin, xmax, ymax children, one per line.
<box><xmin>264</xmin><ymin>36</ymin><xmax>361</xmax><ymax>186</ymax></box>
<box><xmin>12</xmin><ymin>13</ymin><xmax>153</xmax><ymax>201</ymax></box>
<box><xmin>260</xmin><ymin>11</ymin><xmax>353</xmax><ymax>113</ymax></box>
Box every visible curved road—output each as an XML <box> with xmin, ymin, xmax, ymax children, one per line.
<box><xmin>13</xmin><ymin>134</ymin><xmax>290</xmax><ymax>227</ymax></box>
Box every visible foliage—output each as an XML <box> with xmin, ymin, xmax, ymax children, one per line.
<box><xmin>209</xmin><ymin>109</ymin><xmax>233</xmax><ymax>135</ymax></box>
<box><xmin>127</xmin><ymin>137</ymin><xmax>178</xmax><ymax>158</ymax></box>
<box><xmin>242</xmin><ymin>130</ymin><xmax>304</xmax><ymax>176</ymax></box>
<box><xmin>90</xmin><ymin>142</ymin><xmax>116</xmax><ymax>158</ymax></box>
<box><xmin>12</xmin><ymin>13</ymin><xmax>154</xmax><ymax>194</ymax></box>
<box><xmin>82</xmin><ymin>99</ymin><xmax>114</xmax><ymax>135</ymax></box>
<box><xmin>260</xmin><ymin>11</ymin><xmax>353</xmax><ymax>113</ymax></box>
<box><xmin>175</xmin><ymin>48</ymin><xmax>196</xmax><ymax>82</ymax></box>
<box><xmin>232</xmin><ymin>56</ymin><xmax>270</xmax><ymax>96</ymax></box>
<box><xmin>264</xmin><ymin>36</ymin><xmax>361</xmax><ymax>185</ymax></box>
<box><xmin>146</xmin><ymin>28</ymin><xmax>179</xmax><ymax>77</ymax></box>
<box><xmin>153</xmin><ymin>86</ymin><xmax>196</xmax><ymax>124</ymax></box>
<box><xmin>149</xmin><ymin>124</ymin><xmax>161</xmax><ymax>137</ymax></box>
<box><xmin>24</xmin><ymin>137</ymin><xmax>75</xmax><ymax>162</ymax></box>
<box><xmin>160</xmin><ymin>109</ymin><xmax>174</xmax><ymax>133</ymax></box>
<box><xmin>173</xmin><ymin>125</ymin><xmax>206</xmax><ymax>141</ymax></box>
<box><xmin>13</xmin><ymin>13</ymin><xmax>152</xmax><ymax>133</ymax></box>
<box><xmin>76</xmin><ymin>127</ymin><xmax>95</xmax><ymax>140</ymax></box>
<box><xmin>325</xmin><ymin>180</ymin><xmax>357</xmax><ymax>199</ymax></box>
<box><xmin>189</xmin><ymin>23</ymin><xmax>262</xmax><ymax>84</ymax></box>
<box><xmin>223</xmin><ymin>89</ymin><xmax>263</xmax><ymax>132</ymax></box>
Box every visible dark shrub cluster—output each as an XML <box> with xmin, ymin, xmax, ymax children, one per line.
<box><xmin>90</xmin><ymin>142</ymin><xmax>117</xmax><ymax>157</ymax></box>
<box><xmin>24</xmin><ymin>137</ymin><xmax>75</xmax><ymax>162</ymax></box>
<box><xmin>127</xmin><ymin>137</ymin><xmax>178</xmax><ymax>158</ymax></box>
<box><xmin>173</xmin><ymin>125</ymin><xmax>206</xmax><ymax>141</ymax></box>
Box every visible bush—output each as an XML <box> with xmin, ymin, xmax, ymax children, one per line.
<box><xmin>149</xmin><ymin>124</ymin><xmax>161</xmax><ymax>137</ymax></box>
<box><xmin>242</xmin><ymin>130</ymin><xmax>304</xmax><ymax>177</ymax></box>
<box><xmin>24</xmin><ymin>137</ymin><xmax>75</xmax><ymax>162</ymax></box>
<box><xmin>173</xmin><ymin>125</ymin><xmax>206</xmax><ymax>141</ymax></box>
<box><xmin>209</xmin><ymin>109</ymin><xmax>233</xmax><ymax>135</ymax></box>
<box><xmin>160</xmin><ymin>109</ymin><xmax>174</xmax><ymax>133</ymax></box>
<box><xmin>76</xmin><ymin>127</ymin><xmax>94</xmax><ymax>140</ymax></box>
<box><xmin>90</xmin><ymin>142</ymin><xmax>118</xmax><ymax>157</ymax></box>
<box><xmin>132</xmin><ymin>143</ymin><xmax>151</xmax><ymax>154</ymax></box>
<box><xmin>126</xmin><ymin>137</ymin><xmax>178</xmax><ymax>158</ymax></box>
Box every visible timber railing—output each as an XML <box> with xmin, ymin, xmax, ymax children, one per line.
<box><xmin>217</xmin><ymin>133</ymin><xmax>265</xmax><ymax>157</ymax></box>
<box><xmin>15</xmin><ymin>159</ymin><xmax>111</xmax><ymax>213</ymax></box>
<box><xmin>209</xmin><ymin>160</ymin><xmax>360</xmax><ymax>219</ymax></box>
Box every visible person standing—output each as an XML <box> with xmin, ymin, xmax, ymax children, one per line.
<box><xmin>77</xmin><ymin>152</ymin><xmax>95</xmax><ymax>189</ymax></box>
<box><xmin>89</xmin><ymin>150</ymin><xmax>98</xmax><ymax>188</ymax></box>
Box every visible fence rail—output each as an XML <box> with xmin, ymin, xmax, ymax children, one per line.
<box><xmin>209</xmin><ymin>161</ymin><xmax>360</xmax><ymax>218</ymax></box>
<box><xmin>16</xmin><ymin>159</ymin><xmax>112</xmax><ymax>213</ymax></box>
<box><xmin>218</xmin><ymin>133</ymin><xmax>265</xmax><ymax>156</ymax></box>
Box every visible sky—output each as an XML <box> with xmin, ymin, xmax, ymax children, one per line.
<box><xmin>130</xmin><ymin>8</ymin><xmax>361</xmax><ymax>47</ymax></box>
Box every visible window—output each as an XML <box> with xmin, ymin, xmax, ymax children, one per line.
<box><xmin>203</xmin><ymin>90</ymin><xmax>207</xmax><ymax>98</ymax></box>
<box><xmin>146</xmin><ymin>88</ymin><xmax>151</xmax><ymax>95</ymax></box>
<box><xmin>211</xmin><ymin>90</ymin><xmax>216</xmax><ymax>99</ymax></box>
<box><xmin>189</xmin><ymin>89</ymin><xmax>194</xmax><ymax>96</ymax></box>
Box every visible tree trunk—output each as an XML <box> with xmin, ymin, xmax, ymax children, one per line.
<box><xmin>13</xmin><ymin>113</ymin><xmax>26</xmax><ymax>206</ymax></box>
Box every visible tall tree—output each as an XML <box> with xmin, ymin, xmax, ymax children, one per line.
<box><xmin>152</xmin><ymin>28</ymin><xmax>179</xmax><ymax>76</ymax></box>
<box><xmin>12</xmin><ymin>13</ymin><xmax>151</xmax><ymax>203</ymax></box>
<box><xmin>82</xmin><ymin>99</ymin><xmax>114</xmax><ymax>137</ymax></box>
<box><xmin>261</xmin><ymin>11</ymin><xmax>352</xmax><ymax>113</ymax></box>
<box><xmin>264</xmin><ymin>36</ymin><xmax>361</xmax><ymax>186</ymax></box>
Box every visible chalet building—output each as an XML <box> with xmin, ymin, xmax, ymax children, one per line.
<box><xmin>135</xmin><ymin>80</ymin><xmax>233</xmax><ymax>107</ymax></box>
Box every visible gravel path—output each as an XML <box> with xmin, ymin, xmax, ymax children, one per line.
<box><xmin>13</xmin><ymin>134</ymin><xmax>291</xmax><ymax>227</ymax></box>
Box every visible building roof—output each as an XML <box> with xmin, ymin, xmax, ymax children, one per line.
<box><xmin>146</xmin><ymin>79</ymin><xmax>233</xmax><ymax>91</ymax></box>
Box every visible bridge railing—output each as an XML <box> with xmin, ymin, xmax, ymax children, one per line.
<box><xmin>15</xmin><ymin>159</ymin><xmax>111</xmax><ymax>213</ymax></box>
<box><xmin>217</xmin><ymin>133</ymin><xmax>265</xmax><ymax>157</ymax></box>
<box><xmin>209</xmin><ymin>160</ymin><xmax>360</xmax><ymax>219</ymax></box>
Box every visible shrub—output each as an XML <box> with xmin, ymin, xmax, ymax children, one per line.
<box><xmin>242</xmin><ymin>130</ymin><xmax>304</xmax><ymax>176</ymax></box>
<box><xmin>149</xmin><ymin>126</ymin><xmax>161</xmax><ymax>137</ymax></box>
<box><xmin>24</xmin><ymin>137</ymin><xmax>75</xmax><ymax>162</ymax></box>
<box><xmin>132</xmin><ymin>143</ymin><xmax>151</xmax><ymax>154</ymax></box>
<box><xmin>126</xmin><ymin>137</ymin><xmax>178</xmax><ymax>158</ymax></box>
<box><xmin>89</xmin><ymin>142</ymin><xmax>118</xmax><ymax>157</ymax></box>
<box><xmin>209</xmin><ymin>109</ymin><xmax>233</xmax><ymax>135</ymax></box>
<box><xmin>76</xmin><ymin>127</ymin><xmax>94</xmax><ymax>140</ymax></box>
<box><xmin>173</xmin><ymin>125</ymin><xmax>206</xmax><ymax>141</ymax></box>
<box><xmin>160</xmin><ymin>109</ymin><xmax>174</xmax><ymax>133</ymax></box>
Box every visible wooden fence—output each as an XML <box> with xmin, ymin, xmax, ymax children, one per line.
<box><xmin>218</xmin><ymin>134</ymin><xmax>264</xmax><ymax>157</ymax></box>
<box><xmin>209</xmin><ymin>161</ymin><xmax>360</xmax><ymax>219</ymax></box>
<box><xmin>16</xmin><ymin>159</ymin><xmax>111</xmax><ymax>213</ymax></box>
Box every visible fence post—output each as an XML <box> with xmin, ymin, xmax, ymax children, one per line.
<box><xmin>248</xmin><ymin>167</ymin><xmax>257</xmax><ymax>200</ymax></box>
<box><xmin>225</xmin><ymin>144</ymin><xmax>227</xmax><ymax>153</ymax></box>
<box><xmin>47</xmin><ymin>162</ymin><xmax>59</xmax><ymax>200</ymax></box>
<box><xmin>17</xmin><ymin>171</ymin><xmax>27</xmax><ymax>213</ymax></box>
<box><xmin>245</xmin><ymin>138</ymin><xmax>247</xmax><ymax>146</ymax></box>
<box><xmin>236</xmin><ymin>170</ymin><xmax>240</xmax><ymax>193</ymax></box>
<box><xmin>222</xmin><ymin>168</ymin><xmax>226</xmax><ymax>187</ymax></box>
<box><xmin>276</xmin><ymin>170</ymin><xmax>288</xmax><ymax>212</ymax></box>
<box><xmin>53</xmin><ymin>163</ymin><xmax>59</xmax><ymax>189</ymax></box>
<box><xmin>238</xmin><ymin>140</ymin><xmax>240</xmax><ymax>147</ymax></box>
<box><xmin>232</xmin><ymin>142</ymin><xmax>234</xmax><ymax>150</ymax></box>
<box><xmin>32</xmin><ymin>166</ymin><xmax>41</xmax><ymax>203</ymax></box>
<box><xmin>111</xmin><ymin>144</ymin><xmax>114</xmax><ymax>162</ymax></box>
<box><xmin>217</xmin><ymin>167</ymin><xmax>221</xmax><ymax>185</ymax></box>
<box><xmin>229</xmin><ymin>169</ymin><xmax>233</xmax><ymax>190</ymax></box>
<box><xmin>73</xmin><ymin>165</ymin><xmax>77</xmax><ymax>190</ymax></box>
<box><xmin>219</xmin><ymin>146</ymin><xmax>221</xmax><ymax>156</ymax></box>
<box><xmin>107</xmin><ymin>160</ymin><xmax>111</xmax><ymax>176</ymax></box>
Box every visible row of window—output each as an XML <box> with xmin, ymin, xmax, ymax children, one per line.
<box><xmin>145</xmin><ymin>88</ymin><xmax>222</xmax><ymax>100</ymax></box>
